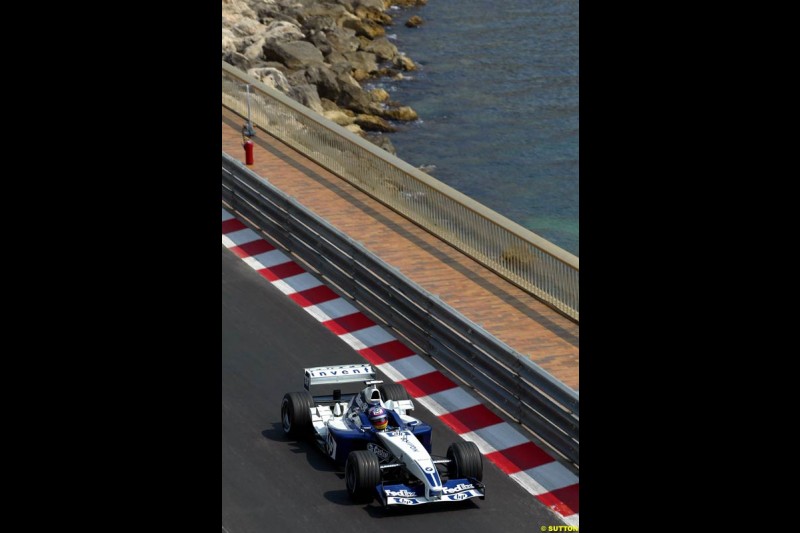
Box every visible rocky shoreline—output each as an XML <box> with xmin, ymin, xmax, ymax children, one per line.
<box><xmin>222</xmin><ymin>0</ymin><xmax>429</xmax><ymax>155</ymax></box>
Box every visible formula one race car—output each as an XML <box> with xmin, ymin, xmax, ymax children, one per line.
<box><xmin>280</xmin><ymin>363</ymin><xmax>485</xmax><ymax>507</ymax></box>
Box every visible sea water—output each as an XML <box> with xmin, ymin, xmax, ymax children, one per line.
<box><xmin>375</xmin><ymin>0</ymin><xmax>579</xmax><ymax>256</ymax></box>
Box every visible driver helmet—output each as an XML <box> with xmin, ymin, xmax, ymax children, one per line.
<box><xmin>367</xmin><ymin>405</ymin><xmax>388</xmax><ymax>431</ymax></box>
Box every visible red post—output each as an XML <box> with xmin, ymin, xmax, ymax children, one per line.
<box><xmin>243</xmin><ymin>140</ymin><xmax>254</xmax><ymax>165</ymax></box>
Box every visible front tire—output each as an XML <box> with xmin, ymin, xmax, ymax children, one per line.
<box><xmin>447</xmin><ymin>441</ymin><xmax>483</xmax><ymax>481</ymax></box>
<box><xmin>281</xmin><ymin>391</ymin><xmax>313</xmax><ymax>439</ymax></box>
<box><xmin>345</xmin><ymin>450</ymin><xmax>380</xmax><ymax>503</ymax></box>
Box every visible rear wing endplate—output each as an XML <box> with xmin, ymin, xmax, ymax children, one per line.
<box><xmin>304</xmin><ymin>363</ymin><xmax>376</xmax><ymax>390</ymax></box>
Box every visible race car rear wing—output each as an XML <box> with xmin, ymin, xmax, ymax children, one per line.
<box><xmin>304</xmin><ymin>363</ymin><xmax>376</xmax><ymax>390</ymax></box>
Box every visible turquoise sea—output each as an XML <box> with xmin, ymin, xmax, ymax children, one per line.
<box><xmin>372</xmin><ymin>0</ymin><xmax>579</xmax><ymax>256</ymax></box>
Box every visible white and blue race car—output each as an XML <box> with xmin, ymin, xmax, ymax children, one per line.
<box><xmin>280</xmin><ymin>363</ymin><xmax>485</xmax><ymax>507</ymax></box>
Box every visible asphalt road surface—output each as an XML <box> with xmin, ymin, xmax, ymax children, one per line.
<box><xmin>222</xmin><ymin>245</ymin><xmax>565</xmax><ymax>532</ymax></box>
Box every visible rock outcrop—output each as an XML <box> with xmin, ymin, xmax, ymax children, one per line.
<box><xmin>222</xmin><ymin>0</ymin><xmax>426</xmax><ymax>155</ymax></box>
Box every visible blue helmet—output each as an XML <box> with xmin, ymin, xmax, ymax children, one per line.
<box><xmin>367</xmin><ymin>405</ymin><xmax>388</xmax><ymax>431</ymax></box>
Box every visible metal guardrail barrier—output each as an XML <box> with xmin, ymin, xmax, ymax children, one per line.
<box><xmin>222</xmin><ymin>61</ymin><xmax>579</xmax><ymax>322</ymax></box>
<box><xmin>222</xmin><ymin>153</ymin><xmax>579</xmax><ymax>466</ymax></box>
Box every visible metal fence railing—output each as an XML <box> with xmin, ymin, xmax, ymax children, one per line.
<box><xmin>222</xmin><ymin>61</ymin><xmax>579</xmax><ymax>322</ymax></box>
<box><xmin>222</xmin><ymin>153</ymin><xmax>579</xmax><ymax>465</ymax></box>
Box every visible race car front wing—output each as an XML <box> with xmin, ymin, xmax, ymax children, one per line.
<box><xmin>377</xmin><ymin>478</ymin><xmax>486</xmax><ymax>507</ymax></box>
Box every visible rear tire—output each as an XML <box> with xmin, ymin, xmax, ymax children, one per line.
<box><xmin>281</xmin><ymin>391</ymin><xmax>313</xmax><ymax>439</ymax></box>
<box><xmin>379</xmin><ymin>383</ymin><xmax>409</xmax><ymax>402</ymax></box>
<box><xmin>447</xmin><ymin>441</ymin><xmax>483</xmax><ymax>481</ymax></box>
<box><xmin>345</xmin><ymin>450</ymin><xmax>380</xmax><ymax>503</ymax></box>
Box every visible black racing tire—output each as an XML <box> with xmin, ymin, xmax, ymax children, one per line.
<box><xmin>281</xmin><ymin>391</ymin><xmax>314</xmax><ymax>439</ymax></box>
<box><xmin>345</xmin><ymin>450</ymin><xmax>381</xmax><ymax>503</ymax></box>
<box><xmin>379</xmin><ymin>383</ymin><xmax>409</xmax><ymax>403</ymax></box>
<box><xmin>447</xmin><ymin>441</ymin><xmax>483</xmax><ymax>481</ymax></box>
